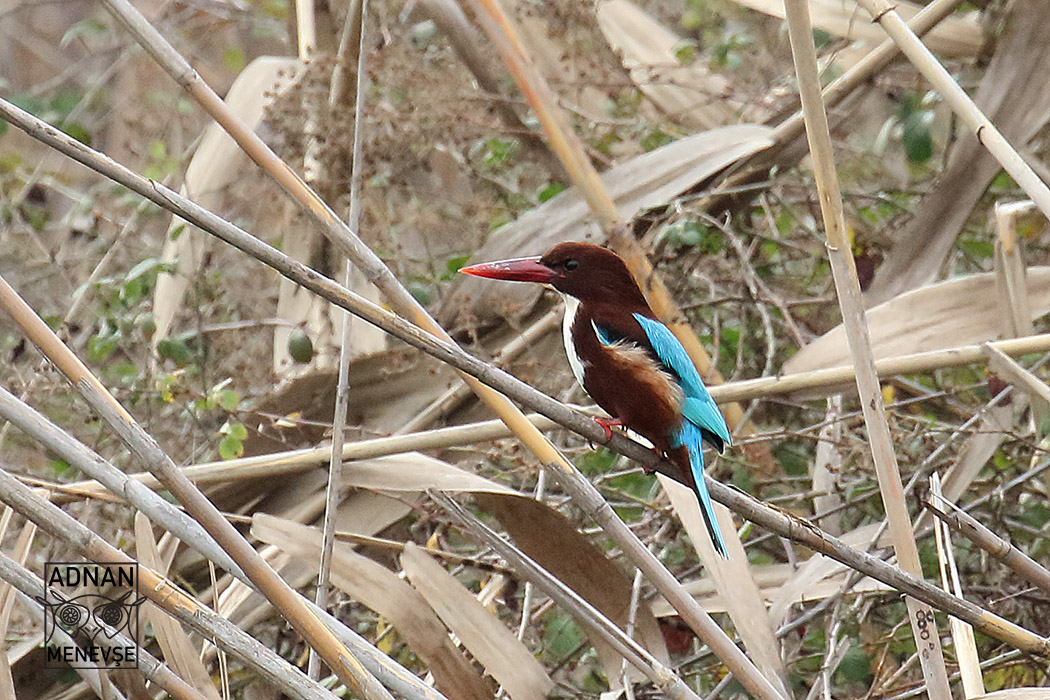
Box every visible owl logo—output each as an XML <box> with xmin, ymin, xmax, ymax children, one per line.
<box><xmin>37</xmin><ymin>590</ymin><xmax>145</xmax><ymax>644</ymax></box>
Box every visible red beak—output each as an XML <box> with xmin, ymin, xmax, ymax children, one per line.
<box><xmin>458</xmin><ymin>256</ymin><xmax>555</xmax><ymax>283</ymax></box>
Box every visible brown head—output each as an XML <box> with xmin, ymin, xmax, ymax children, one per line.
<box><xmin>460</xmin><ymin>242</ymin><xmax>648</xmax><ymax>306</ymax></box>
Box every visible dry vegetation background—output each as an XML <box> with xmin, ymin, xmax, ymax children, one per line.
<box><xmin>2</xmin><ymin>0</ymin><xmax>1050</xmax><ymax>698</ymax></box>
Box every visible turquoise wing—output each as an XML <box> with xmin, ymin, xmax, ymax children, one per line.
<box><xmin>633</xmin><ymin>313</ymin><xmax>732</xmax><ymax>448</ymax></box>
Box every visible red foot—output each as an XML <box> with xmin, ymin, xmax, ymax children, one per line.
<box><xmin>593</xmin><ymin>416</ymin><xmax>623</xmax><ymax>441</ymax></box>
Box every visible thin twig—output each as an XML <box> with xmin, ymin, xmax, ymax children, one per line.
<box><xmin>429</xmin><ymin>489</ymin><xmax>702</xmax><ymax>700</ymax></box>
<box><xmin>2</xmin><ymin>94</ymin><xmax>1049</xmax><ymax>658</ymax></box>
<box><xmin>783</xmin><ymin>1</ymin><xmax>950</xmax><ymax>693</ymax></box>
<box><xmin>855</xmin><ymin>0</ymin><xmax>1050</xmax><ymax>219</ymax></box>
<box><xmin>311</xmin><ymin>0</ymin><xmax>369</xmax><ymax>682</ymax></box>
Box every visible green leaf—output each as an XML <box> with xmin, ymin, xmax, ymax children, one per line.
<box><xmin>407</xmin><ymin>281</ymin><xmax>432</xmax><ymax>306</ymax></box>
<box><xmin>88</xmin><ymin>331</ymin><xmax>119</xmax><ymax>362</ymax></box>
<box><xmin>835</xmin><ymin>644</ymin><xmax>873</xmax><ymax>683</ymax></box>
<box><xmin>223</xmin><ymin>47</ymin><xmax>246</xmax><ymax>72</ymax></box>
<box><xmin>672</xmin><ymin>39</ymin><xmax>698</xmax><ymax>65</ymax></box>
<box><xmin>287</xmin><ymin>332</ymin><xmax>314</xmax><ymax>363</ymax></box>
<box><xmin>125</xmin><ymin>257</ymin><xmax>163</xmax><ymax>282</ymax></box>
<box><xmin>445</xmin><ymin>254</ymin><xmax>472</xmax><ymax>276</ymax></box>
<box><xmin>157</xmin><ymin>338</ymin><xmax>193</xmax><ymax>367</ymax></box>
<box><xmin>50</xmin><ymin>459</ymin><xmax>72</xmax><ymax>477</ymax></box>
<box><xmin>219</xmin><ymin>389</ymin><xmax>240</xmax><ymax>412</ymax></box>
<box><xmin>640</xmin><ymin>129</ymin><xmax>672</xmax><ymax>152</ymax></box>
<box><xmin>537</xmin><ymin>181</ymin><xmax>566</xmax><ymax>203</ymax></box>
<box><xmin>901</xmin><ymin>110</ymin><xmax>934</xmax><ymax>164</ymax></box>
<box><xmin>958</xmin><ymin>237</ymin><xmax>994</xmax><ymax>260</ymax></box>
<box><xmin>542</xmin><ymin>611</ymin><xmax>583</xmax><ymax>659</ymax></box>
<box><xmin>60</xmin><ymin>18</ymin><xmax>106</xmax><ymax>47</ymax></box>
<box><xmin>218</xmin><ymin>434</ymin><xmax>244</xmax><ymax>460</ymax></box>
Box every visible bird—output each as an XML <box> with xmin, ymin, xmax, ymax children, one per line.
<box><xmin>460</xmin><ymin>241</ymin><xmax>733</xmax><ymax>557</ymax></box>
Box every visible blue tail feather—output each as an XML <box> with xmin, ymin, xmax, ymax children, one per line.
<box><xmin>673</xmin><ymin>421</ymin><xmax>728</xmax><ymax>558</ymax></box>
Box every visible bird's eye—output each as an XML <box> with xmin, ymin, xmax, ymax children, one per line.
<box><xmin>564</xmin><ymin>259</ymin><xmax>579</xmax><ymax>271</ymax></box>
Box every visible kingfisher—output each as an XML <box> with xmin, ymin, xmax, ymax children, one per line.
<box><xmin>460</xmin><ymin>242</ymin><xmax>733</xmax><ymax>557</ymax></box>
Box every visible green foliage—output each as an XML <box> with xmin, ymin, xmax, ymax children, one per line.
<box><xmin>664</xmin><ymin>220</ymin><xmax>723</xmax><ymax>253</ymax></box>
<box><xmin>835</xmin><ymin>644</ymin><xmax>873</xmax><ymax>684</ymax></box>
<box><xmin>481</xmin><ymin>137</ymin><xmax>520</xmax><ymax>169</ymax></box>
<box><xmin>541</xmin><ymin>609</ymin><xmax>583</xmax><ymax>661</ymax></box>
<box><xmin>287</xmin><ymin>331</ymin><xmax>314</xmax><ymax>363</ymax></box>
<box><xmin>537</xmin><ymin>181</ymin><xmax>566</xmax><ymax>203</ymax></box>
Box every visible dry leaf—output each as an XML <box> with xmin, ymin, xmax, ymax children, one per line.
<box><xmin>596</xmin><ymin>0</ymin><xmax>738</xmax><ymax>129</ymax></box>
<box><xmin>252</xmin><ymin>515</ymin><xmax>494</xmax><ymax>700</ymax></box>
<box><xmin>785</xmin><ymin>268</ymin><xmax>1050</xmax><ymax>376</ymax></box>
<box><xmin>726</xmin><ymin>0</ymin><xmax>981</xmax><ymax>57</ymax></box>
<box><xmin>401</xmin><ymin>543</ymin><xmax>553</xmax><ymax>700</ymax></box>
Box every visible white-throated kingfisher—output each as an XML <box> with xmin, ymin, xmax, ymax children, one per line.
<box><xmin>460</xmin><ymin>242</ymin><xmax>733</xmax><ymax>557</ymax></box>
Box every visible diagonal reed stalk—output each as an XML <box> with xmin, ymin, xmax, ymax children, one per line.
<box><xmin>0</xmin><ymin>387</ymin><xmax>448</xmax><ymax>700</ymax></box>
<box><xmin>90</xmin><ymin>3</ymin><xmax>784</xmax><ymax>694</ymax></box>
<box><xmin>2</xmin><ymin>96</ymin><xmax>1048</xmax><ymax>659</ymax></box>
<box><xmin>782</xmin><ymin>1</ymin><xmax>951</xmax><ymax>695</ymax></box>
<box><xmin>467</xmin><ymin>0</ymin><xmax>775</xmax><ymax>471</ymax></box>
<box><xmin>0</xmin><ymin>275</ymin><xmax>394</xmax><ymax>700</ymax></box>
<box><xmin>854</xmin><ymin>0</ymin><xmax>1050</xmax><ymax>219</ymax></box>
<box><xmin>0</xmin><ymin>553</ymin><xmax>209</xmax><ymax>700</ymax></box>
<box><xmin>429</xmin><ymin>489</ymin><xmax>701</xmax><ymax>700</ymax></box>
<box><xmin>0</xmin><ymin>463</ymin><xmax>334</xmax><ymax>700</ymax></box>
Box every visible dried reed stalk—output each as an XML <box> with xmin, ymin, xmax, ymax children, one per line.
<box><xmin>855</xmin><ymin>0</ymin><xmax>1050</xmax><ymax>219</ymax></box>
<box><xmin>0</xmin><ymin>466</ymin><xmax>334</xmax><ymax>700</ymax></box>
<box><xmin>2</xmin><ymin>95</ymin><xmax>1047</xmax><ymax>658</ymax></box>
<box><xmin>87</xmin><ymin>3</ymin><xmax>786</xmax><ymax>692</ymax></box>
<box><xmin>782</xmin><ymin>0</ymin><xmax>951</xmax><ymax>694</ymax></box>
<box><xmin>0</xmin><ymin>276</ymin><xmax>392</xmax><ymax>700</ymax></box>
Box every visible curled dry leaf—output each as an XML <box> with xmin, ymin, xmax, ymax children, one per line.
<box><xmin>727</xmin><ymin>0</ymin><xmax>981</xmax><ymax>57</ymax></box>
<box><xmin>401</xmin><ymin>543</ymin><xmax>553</xmax><ymax>700</ymax></box>
<box><xmin>596</xmin><ymin>0</ymin><xmax>739</xmax><ymax>129</ymax></box>
<box><xmin>784</xmin><ymin>268</ymin><xmax>1050</xmax><ymax>376</ymax></box>
<box><xmin>252</xmin><ymin>515</ymin><xmax>494</xmax><ymax>700</ymax></box>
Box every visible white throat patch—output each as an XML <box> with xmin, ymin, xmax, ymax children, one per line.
<box><xmin>560</xmin><ymin>294</ymin><xmax>587</xmax><ymax>387</ymax></box>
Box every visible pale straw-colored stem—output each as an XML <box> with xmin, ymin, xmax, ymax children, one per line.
<box><xmin>782</xmin><ymin>0</ymin><xmax>951</xmax><ymax>695</ymax></box>
<box><xmin>311</xmin><ymin>0</ymin><xmax>369</xmax><ymax>682</ymax></box>
<box><xmin>2</xmin><ymin>94</ymin><xmax>1046</xmax><ymax>660</ymax></box>
<box><xmin>855</xmin><ymin>0</ymin><xmax>1050</xmax><ymax>219</ymax></box>
<box><xmin>0</xmin><ymin>278</ymin><xmax>392</xmax><ymax>699</ymax></box>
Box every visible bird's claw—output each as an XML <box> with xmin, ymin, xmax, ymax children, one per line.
<box><xmin>592</xmin><ymin>416</ymin><xmax>623</xmax><ymax>441</ymax></box>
